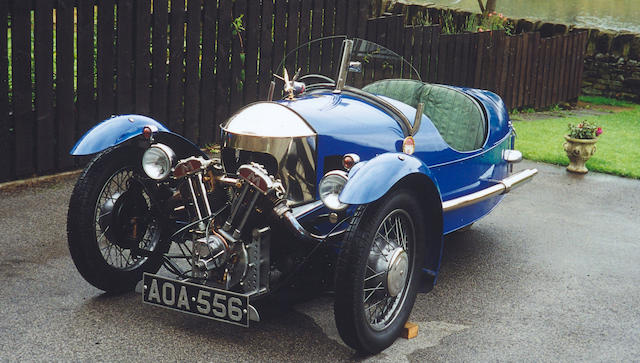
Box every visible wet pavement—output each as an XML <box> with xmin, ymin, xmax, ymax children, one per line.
<box><xmin>1</xmin><ymin>160</ymin><xmax>639</xmax><ymax>361</ymax></box>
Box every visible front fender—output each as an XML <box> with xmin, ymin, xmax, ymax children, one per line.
<box><xmin>70</xmin><ymin>114</ymin><xmax>170</xmax><ymax>155</ymax></box>
<box><xmin>339</xmin><ymin>153</ymin><xmax>440</xmax><ymax>205</ymax></box>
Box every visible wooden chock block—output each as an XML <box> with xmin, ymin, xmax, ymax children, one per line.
<box><xmin>401</xmin><ymin>322</ymin><xmax>418</xmax><ymax>339</ymax></box>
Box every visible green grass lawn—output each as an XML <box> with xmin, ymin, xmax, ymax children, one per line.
<box><xmin>513</xmin><ymin>101</ymin><xmax>640</xmax><ymax>179</ymax></box>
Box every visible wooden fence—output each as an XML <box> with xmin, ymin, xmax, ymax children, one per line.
<box><xmin>368</xmin><ymin>15</ymin><xmax>588</xmax><ymax>111</ymax></box>
<box><xmin>0</xmin><ymin>1</ymin><xmax>587</xmax><ymax>182</ymax></box>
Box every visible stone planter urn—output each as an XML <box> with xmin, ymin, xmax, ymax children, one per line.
<box><xmin>563</xmin><ymin>135</ymin><xmax>598</xmax><ymax>174</ymax></box>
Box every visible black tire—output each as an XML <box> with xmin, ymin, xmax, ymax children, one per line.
<box><xmin>67</xmin><ymin>147</ymin><xmax>167</xmax><ymax>293</ymax></box>
<box><xmin>334</xmin><ymin>190</ymin><xmax>425</xmax><ymax>354</ymax></box>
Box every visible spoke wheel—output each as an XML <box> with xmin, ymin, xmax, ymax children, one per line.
<box><xmin>68</xmin><ymin>147</ymin><xmax>168</xmax><ymax>293</ymax></box>
<box><xmin>94</xmin><ymin>167</ymin><xmax>159</xmax><ymax>270</ymax></box>
<box><xmin>334</xmin><ymin>190</ymin><xmax>425</xmax><ymax>354</ymax></box>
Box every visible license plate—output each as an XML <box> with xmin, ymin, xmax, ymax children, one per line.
<box><xmin>142</xmin><ymin>273</ymin><xmax>250</xmax><ymax>327</ymax></box>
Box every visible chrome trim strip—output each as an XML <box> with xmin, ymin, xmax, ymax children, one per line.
<box><xmin>442</xmin><ymin>168</ymin><xmax>538</xmax><ymax>212</ymax></box>
<box><xmin>291</xmin><ymin>200</ymin><xmax>324</xmax><ymax>219</ymax></box>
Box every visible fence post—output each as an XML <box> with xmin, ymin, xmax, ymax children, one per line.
<box><xmin>11</xmin><ymin>0</ymin><xmax>35</xmax><ymax>177</ymax></box>
<box><xmin>0</xmin><ymin>0</ymin><xmax>10</xmax><ymax>181</ymax></box>
<box><xmin>56</xmin><ymin>0</ymin><xmax>76</xmax><ymax>170</ymax></box>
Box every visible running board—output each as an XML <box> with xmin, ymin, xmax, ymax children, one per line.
<box><xmin>442</xmin><ymin>169</ymin><xmax>538</xmax><ymax>212</ymax></box>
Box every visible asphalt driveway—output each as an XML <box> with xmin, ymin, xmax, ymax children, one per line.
<box><xmin>1</xmin><ymin>160</ymin><xmax>638</xmax><ymax>361</ymax></box>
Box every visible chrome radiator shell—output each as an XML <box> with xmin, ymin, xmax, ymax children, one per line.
<box><xmin>221</xmin><ymin>102</ymin><xmax>318</xmax><ymax>206</ymax></box>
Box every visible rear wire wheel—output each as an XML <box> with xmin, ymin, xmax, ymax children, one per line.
<box><xmin>334</xmin><ymin>191</ymin><xmax>425</xmax><ymax>354</ymax></box>
<box><xmin>67</xmin><ymin>147</ymin><xmax>168</xmax><ymax>293</ymax></box>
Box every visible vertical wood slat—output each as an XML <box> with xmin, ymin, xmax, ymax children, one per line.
<box><xmin>483</xmin><ymin>32</ymin><xmax>497</xmax><ymax>92</ymax></box>
<box><xmin>428</xmin><ymin>25</ymin><xmax>440</xmax><ymax>83</ymax></box>
<box><xmin>244</xmin><ymin>0</ymin><xmax>260</xmax><ymax>104</ymax></box>
<box><xmin>309</xmin><ymin>0</ymin><xmax>323</xmax><ymax>74</ymax></box>
<box><xmin>356</xmin><ymin>0</ymin><xmax>369</xmax><ymax>39</ymax></box>
<box><xmin>511</xmin><ymin>34</ymin><xmax>524</xmax><ymax>108</ymax></box>
<box><xmin>549</xmin><ymin>35</ymin><xmax>560</xmax><ymax>105</ymax></box>
<box><xmin>77</xmin><ymin>0</ymin><xmax>95</xmax><ymax>135</ymax></box>
<box><xmin>116</xmin><ymin>0</ymin><xmax>134</xmax><ymax>114</ymax></box>
<box><xmin>34</xmin><ymin>0</ymin><xmax>54</xmax><ymax>173</ymax></box>
<box><xmin>97</xmin><ymin>0</ymin><xmax>115</xmax><ymax>121</ymax></box>
<box><xmin>435</xmin><ymin>34</ymin><xmax>448</xmax><ymax>84</ymax></box>
<box><xmin>390</xmin><ymin>15</ymin><xmax>403</xmax><ymax>79</ymax></box>
<box><xmin>458</xmin><ymin>33</ymin><xmax>472</xmax><ymax>86</ymax></box>
<box><xmin>230</xmin><ymin>0</ymin><xmax>247</xmax><ymax>113</ymax></box>
<box><xmin>56</xmin><ymin>0</ymin><xmax>76</xmax><ymax>169</ymax></box>
<box><xmin>321</xmin><ymin>0</ymin><xmax>336</xmax><ymax>77</ymax></box>
<box><xmin>574</xmin><ymin>32</ymin><xmax>588</xmax><ymax>100</ymax></box>
<box><xmin>492</xmin><ymin>31</ymin><xmax>506</xmax><ymax>96</ymax></box>
<box><xmin>215</xmin><ymin>0</ymin><xmax>232</xmax><ymax>124</ymax></box>
<box><xmin>542</xmin><ymin>39</ymin><xmax>553</xmax><ymax>107</ymax></box>
<box><xmin>419</xmin><ymin>26</ymin><xmax>432</xmax><ymax>81</ymax></box>
<box><xmin>569</xmin><ymin>32</ymin><xmax>580</xmax><ymax>100</ymax></box>
<box><xmin>571</xmin><ymin>32</ymin><xmax>582</xmax><ymax>99</ymax></box>
<box><xmin>410</xmin><ymin>26</ymin><xmax>423</xmax><ymax>78</ymax></box>
<box><xmin>167</xmin><ymin>0</ymin><xmax>185</xmax><ymax>133</ymax></box>
<box><xmin>334</xmin><ymin>0</ymin><xmax>347</xmax><ymax>43</ymax></box>
<box><xmin>0</xmin><ymin>0</ymin><xmax>10</xmax><ymax>180</ymax></box>
<box><xmin>523</xmin><ymin>32</ymin><xmax>537</xmax><ymax>107</ymax></box>
<box><xmin>298</xmin><ymin>0</ymin><xmax>312</xmax><ymax>73</ymax></box>
<box><xmin>504</xmin><ymin>36</ymin><xmax>516</xmax><ymax>109</ymax></box>
<box><xmin>497</xmin><ymin>33</ymin><xmax>511</xmax><ymax>100</ymax></box>
<box><xmin>258</xmin><ymin>0</ymin><xmax>274</xmax><ymax>98</ymax></box>
<box><xmin>184</xmin><ymin>0</ymin><xmax>201</xmax><ymax>142</ymax></box>
<box><xmin>345</xmin><ymin>1</ymin><xmax>357</xmax><ymax>37</ymax></box>
<box><xmin>401</xmin><ymin>26</ymin><xmax>414</xmax><ymax>80</ymax></box>
<box><xmin>472</xmin><ymin>31</ymin><xmax>488</xmax><ymax>88</ymax></box>
<box><xmin>557</xmin><ymin>35</ymin><xmax>568</xmax><ymax>104</ymax></box>
<box><xmin>151</xmin><ymin>0</ymin><xmax>168</xmax><ymax>122</ymax></box>
<box><xmin>11</xmin><ymin>0</ymin><xmax>34</xmax><ymax>176</ymax></box>
<box><xmin>285</xmin><ymin>0</ymin><xmax>300</xmax><ymax>71</ymax></box>
<box><xmin>199</xmin><ymin>0</ymin><xmax>217</xmax><ymax>144</ymax></box>
<box><xmin>134</xmin><ymin>0</ymin><xmax>152</xmax><ymax>115</ymax></box>
<box><xmin>516</xmin><ymin>34</ymin><xmax>528</xmax><ymax>107</ymax></box>
<box><xmin>534</xmin><ymin>38</ymin><xmax>545</xmax><ymax>109</ymax></box>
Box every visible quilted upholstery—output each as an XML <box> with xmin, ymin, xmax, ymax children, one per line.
<box><xmin>362</xmin><ymin>79</ymin><xmax>486</xmax><ymax>151</ymax></box>
<box><xmin>362</xmin><ymin>79</ymin><xmax>424</xmax><ymax>110</ymax></box>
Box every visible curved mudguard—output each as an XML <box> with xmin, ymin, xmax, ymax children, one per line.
<box><xmin>339</xmin><ymin>152</ymin><xmax>441</xmax><ymax>205</ymax></box>
<box><xmin>339</xmin><ymin>152</ymin><xmax>444</xmax><ymax>284</ymax></box>
<box><xmin>70</xmin><ymin>114</ymin><xmax>206</xmax><ymax>159</ymax></box>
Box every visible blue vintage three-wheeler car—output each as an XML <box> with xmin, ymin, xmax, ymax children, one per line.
<box><xmin>67</xmin><ymin>36</ymin><xmax>536</xmax><ymax>353</ymax></box>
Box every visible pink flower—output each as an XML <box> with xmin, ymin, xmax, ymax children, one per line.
<box><xmin>596</xmin><ymin>127</ymin><xmax>603</xmax><ymax>136</ymax></box>
<box><xmin>488</xmin><ymin>13</ymin><xmax>492</xmax><ymax>17</ymax></box>
<box><xmin>578</xmin><ymin>123</ymin><xmax>583</xmax><ymax>128</ymax></box>
<box><xmin>499</xmin><ymin>13</ymin><xmax>504</xmax><ymax>18</ymax></box>
<box><xmin>478</xmin><ymin>28</ymin><xmax>484</xmax><ymax>32</ymax></box>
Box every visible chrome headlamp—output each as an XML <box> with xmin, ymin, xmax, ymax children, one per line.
<box><xmin>142</xmin><ymin>143</ymin><xmax>176</xmax><ymax>180</ymax></box>
<box><xmin>318</xmin><ymin>170</ymin><xmax>349</xmax><ymax>211</ymax></box>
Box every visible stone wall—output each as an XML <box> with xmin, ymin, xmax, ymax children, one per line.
<box><xmin>582</xmin><ymin>31</ymin><xmax>640</xmax><ymax>102</ymax></box>
<box><xmin>376</xmin><ymin>1</ymin><xmax>640</xmax><ymax>103</ymax></box>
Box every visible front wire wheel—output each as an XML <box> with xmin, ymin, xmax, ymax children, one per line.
<box><xmin>94</xmin><ymin>167</ymin><xmax>159</xmax><ymax>270</ymax></box>
<box><xmin>334</xmin><ymin>191</ymin><xmax>425</xmax><ymax>354</ymax></box>
<box><xmin>68</xmin><ymin>147</ymin><xmax>167</xmax><ymax>293</ymax></box>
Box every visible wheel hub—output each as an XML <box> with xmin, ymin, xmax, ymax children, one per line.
<box><xmin>99</xmin><ymin>189</ymin><xmax>150</xmax><ymax>249</ymax></box>
<box><xmin>386</xmin><ymin>248</ymin><xmax>408</xmax><ymax>297</ymax></box>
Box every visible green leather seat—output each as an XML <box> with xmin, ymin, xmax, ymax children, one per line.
<box><xmin>362</xmin><ymin>79</ymin><xmax>424</xmax><ymax>110</ymax></box>
<box><xmin>362</xmin><ymin>79</ymin><xmax>487</xmax><ymax>151</ymax></box>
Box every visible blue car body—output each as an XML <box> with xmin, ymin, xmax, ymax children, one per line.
<box><xmin>67</xmin><ymin>36</ymin><xmax>537</xmax><ymax>353</ymax></box>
